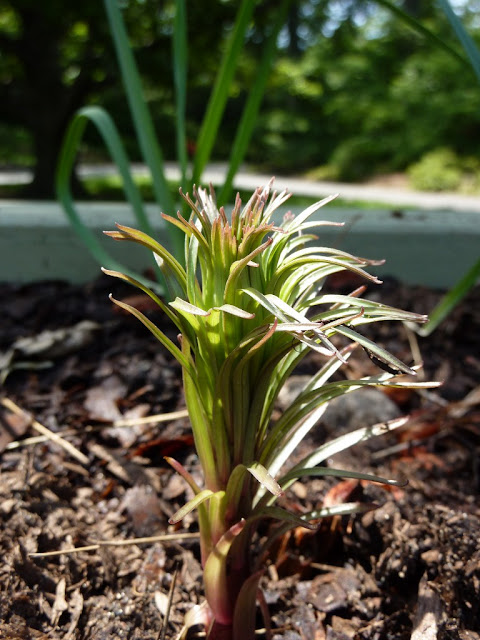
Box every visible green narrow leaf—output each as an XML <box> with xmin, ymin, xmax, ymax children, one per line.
<box><xmin>437</xmin><ymin>0</ymin><xmax>480</xmax><ymax>81</ymax></box>
<box><xmin>164</xmin><ymin>456</ymin><xmax>203</xmax><ymax>495</ymax></box>
<box><xmin>281</xmin><ymin>195</ymin><xmax>340</xmax><ymax>234</ymax></box>
<box><xmin>333</xmin><ymin>325</ymin><xmax>416</xmax><ymax>376</ymax></box>
<box><xmin>103</xmin><ymin>0</ymin><xmax>171</xmax><ymax>209</ymax></box>
<box><xmin>247</xmin><ymin>462</ymin><xmax>284</xmax><ymax>497</ymax></box>
<box><xmin>218</xmin><ymin>0</ymin><xmax>292</xmax><ymax>203</ymax></box>
<box><xmin>192</xmin><ymin>0</ymin><xmax>256</xmax><ymax>185</ymax></box>
<box><xmin>55</xmin><ymin>106</ymin><xmax>163</xmax><ymax>289</ymax></box>
<box><xmin>170</xmin><ymin>298</ymin><xmax>211</xmax><ymax>317</ymax></box>
<box><xmin>257</xmin><ymin>502</ymin><xmax>373</xmax><ymax>565</ymax></box>
<box><xmin>213</xmin><ymin>304</ymin><xmax>255</xmax><ymax>319</ymax></box>
<box><xmin>224</xmin><ymin>239</ymin><xmax>273</xmax><ymax>303</ymax></box>
<box><xmin>286</xmin><ymin>415</ymin><xmax>410</xmax><ymax>480</ymax></box>
<box><xmin>232</xmin><ymin>571</ymin><xmax>263</xmax><ymax>640</ymax></box>
<box><xmin>416</xmin><ymin>257</ymin><xmax>480</xmax><ymax>336</ymax></box>
<box><xmin>105</xmin><ymin>224</ymin><xmax>187</xmax><ymax>294</ymax></box>
<box><xmin>241</xmin><ymin>287</ymin><xmax>290</xmax><ymax>321</ymax></box>
<box><xmin>108</xmin><ymin>294</ymin><xmax>193</xmax><ymax>374</ymax></box>
<box><xmin>182</xmin><ymin>356</ymin><xmax>227</xmax><ymax>492</ymax></box>
<box><xmin>280</xmin><ymin>466</ymin><xmax>407</xmax><ymax>488</ymax></box>
<box><xmin>101</xmin><ymin>268</ymin><xmax>180</xmax><ymax>327</ymax></box>
<box><xmin>375</xmin><ymin>0</ymin><xmax>469</xmax><ymax>67</ymax></box>
<box><xmin>169</xmin><ymin>489</ymin><xmax>215</xmax><ymax>524</ymax></box>
<box><xmin>173</xmin><ymin>0</ymin><xmax>188</xmax><ymax>191</ymax></box>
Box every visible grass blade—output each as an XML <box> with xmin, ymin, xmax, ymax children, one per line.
<box><xmin>103</xmin><ymin>0</ymin><xmax>184</xmax><ymax>257</ymax></box>
<box><xmin>173</xmin><ymin>0</ymin><xmax>189</xmax><ymax>192</ymax></box>
<box><xmin>192</xmin><ymin>0</ymin><xmax>256</xmax><ymax>185</ymax></box>
<box><xmin>103</xmin><ymin>0</ymin><xmax>172</xmax><ymax>210</ymax></box>
<box><xmin>416</xmin><ymin>257</ymin><xmax>480</xmax><ymax>337</ymax></box>
<box><xmin>375</xmin><ymin>0</ymin><xmax>468</xmax><ymax>67</ymax></box>
<box><xmin>218</xmin><ymin>0</ymin><xmax>291</xmax><ymax>204</ymax></box>
<box><xmin>437</xmin><ymin>0</ymin><xmax>480</xmax><ymax>81</ymax></box>
<box><xmin>55</xmin><ymin>106</ymin><xmax>163</xmax><ymax>290</ymax></box>
<box><xmin>169</xmin><ymin>489</ymin><xmax>215</xmax><ymax>524</ymax></box>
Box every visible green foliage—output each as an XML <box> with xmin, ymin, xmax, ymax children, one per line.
<box><xmin>104</xmin><ymin>181</ymin><xmax>437</xmax><ymax>639</ymax></box>
<box><xmin>4</xmin><ymin>0</ymin><xmax>480</xmax><ymax>192</ymax></box>
<box><xmin>407</xmin><ymin>147</ymin><xmax>480</xmax><ymax>193</ymax></box>
<box><xmin>408</xmin><ymin>0</ymin><xmax>480</xmax><ymax>337</ymax></box>
<box><xmin>57</xmin><ymin>0</ymin><xmax>289</xmax><ymax>288</ymax></box>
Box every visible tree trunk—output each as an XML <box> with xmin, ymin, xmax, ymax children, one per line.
<box><xmin>24</xmin><ymin>124</ymin><xmax>62</xmax><ymax>199</ymax></box>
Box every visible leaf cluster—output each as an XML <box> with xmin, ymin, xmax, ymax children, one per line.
<box><xmin>104</xmin><ymin>182</ymin><xmax>439</xmax><ymax>635</ymax></box>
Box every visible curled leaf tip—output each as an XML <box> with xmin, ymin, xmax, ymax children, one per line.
<box><xmin>394</xmin><ymin>473</ymin><xmax>409</xmax><ymax>488</ymax></box>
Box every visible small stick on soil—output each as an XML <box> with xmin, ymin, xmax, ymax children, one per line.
<box><xmin>29</xmin><ymin>532</ymin><xmax>200</xmax><ymax>558</ymax></box>
<box><xmin>410</xmin><ymin>572</ymin><xmax>444</xmax><ymax>640</ymax></box>
<box><xmin>5</xmin><ymin>408</ymin><xmax>190</xmax><ymax>451</ymax></box>
<box><xmin>158</xmin><ymin>561</ymin><xmax>179</xmax><ymax>640</ymax></box>
<box><xmin>1</xmin><ymin>397</ymin><xmax>89</xmax><ymax>465</ymax></box>
<box><xmin>108</xmin><ymin>408</ymin><xmax>189</xmax><ymax>427</ymax></box>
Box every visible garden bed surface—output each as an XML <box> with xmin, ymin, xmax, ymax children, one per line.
<box><xmin>0</xmin><ymin>275</ymin><xmax>479</xmax><ymax>639</ymax></box>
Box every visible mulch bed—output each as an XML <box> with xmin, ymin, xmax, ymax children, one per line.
<box><xmin>1</xmin><ymin>275</ymin><xmax>479</xmax><ymax>640</ymax></box>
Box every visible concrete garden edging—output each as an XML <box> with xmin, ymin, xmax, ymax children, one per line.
<box><xmin>0</xmin><ymin>200</ymin><xmax>479</xmax><ymax>288</ymax></box>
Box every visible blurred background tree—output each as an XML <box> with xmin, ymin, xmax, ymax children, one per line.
<box><xmin>1</xmin><ymin>0</ymin><xmax>479</xmax><ymax>197</ymax></box>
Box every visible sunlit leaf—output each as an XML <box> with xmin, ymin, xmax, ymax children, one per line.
<box><xmin>169</xmin><ymin>489</ymin><xmax>215</xmax><ymax>524</ymax></box>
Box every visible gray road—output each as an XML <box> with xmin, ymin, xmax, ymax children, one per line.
<box><xmin>2</xmin><ymin>162</ymin><xmax>480</xmax><ymax>211</ymax></box>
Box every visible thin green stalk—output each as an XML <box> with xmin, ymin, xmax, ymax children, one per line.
<box><xmin>192</xmin><ymin>0</ymin><xmax>256</xmax><ymax>186</ymax></box>
<box><xmin>173</xmin><ymin>0</ymin><xmax>189</xmax><ymax>193</ymax></box>
<box><xmin>55</xmin><ymin>106</ymin><xmax>163</xmax><ymax>290</ymax></box>
<box><xmin>103</xmin><ymin>0</ymin><xmax>184</xmax><ymax>257</ymax></box>
<box><xmin>437</xmin><ymin>0</ymin><xmax>480</xmax><ymax>82</ymax></box>
<box><xmin>376</xmin><ymin>0</ymin><xmax>469</xmax><ymax>67</ymax></box>
<box><xmin>416</xmin><ymin>257</ymin><xmax>480</xmax><ymax>336</ymax></box>
<box><xmin>218</xmin><ymin>0</ymin><xmax>292</xmax><ymax>204</ymax></box>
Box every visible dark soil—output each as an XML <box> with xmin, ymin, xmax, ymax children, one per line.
<box><xmin>1</xmin><ymin>275</ymin><xmax>479</xmax><ymax>640</ymax></box>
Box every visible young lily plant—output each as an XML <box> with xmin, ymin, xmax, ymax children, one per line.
<box><xmin>104</xmin><ymin>181</ymin><xmax>437</xmax><ymax>640</ymax></box>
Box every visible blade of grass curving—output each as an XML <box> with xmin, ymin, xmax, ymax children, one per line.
<box><xmin>333</xmin><ymin>325</ymin><xmax>416</xmax><ymax>375</ymax></box>
<box><xmin>173</xmin><ymin>0</ymin><xmax>188</xmax><ymax>192</ymax></box>
<box><xmin>103</xmin><ymin>0</ymin><xmax>184</xmax><ymax>257</ymax></box>
<box><xmin>249</xmin><ymin>506</ymin><xmax>318</xmax><ymax>530</ymax></box>
<box><xmin>280</xmin><ymin>466</ymin><xmax>407</xmax><ymax>488</ymax></box>
<box><xmin>105</xmin><ymin>223</ymin><xmax>187</xmax><ymax>294</ymax></box>
<box><xmin>287</xmin><ymin>416</ymin><xmax>410</xmax><ymax>480</ymax></box>
<box><xmin>375</xmin><ymin>0</ymin><xmax>468</xmax><ymax>67</ymax></box>
<box><xmin>255</xmin><ymin>503</ymin><xmax>371</xmax><ymax>570</ymax></box>
<box><xmin>169</xmin><ymin>489</ymin><xmax>215</xmax><ymax>524</ymax></box>
<box><xmin>256</xmin><ymin>349</ymin><xmax>355</xmax><ymax>483</ymax></box>
<box><xmin>56</xmin><ymin>106</ymin><xmax>164</xmax><ymax>290</ymax></box>
<box><xmin>101</xmin><ymin>268</ymin><xmax>180</xmax><ymax>328</ymax></box>
<box><xmin>437</xmin><ymin>0</ymin><xmax>480</xmax><ymax>82</ymax></box>
<box><xmin>416</xmin><ymin>257</ymin><xmax>480</xmax><ymax>337</ymax></box>
<box><xmin>261</xmin><ymin>375</ymin><xmax>439</xmax><ymax>484</ymax></box>
<box><xmin>102</xmin><ymin>0</ymin><xmax>170</xmax><ymax>207</ymax></box>
<box><xmin>192</xmin><ymin>0</ymin><xmax>256</xmax><ymax>185</ymax></box>
<box><xmin>232</xmin><ymin>571</ymin><xmax>264</xmax><ymax>640</ymax></box>
<box><xmin>413</xmin><ymin>2</ymin><xmax>480</xmax><ymax>334</ymax></box>
<box><xmin>164</xmin><ymin>456</ymin><xmax>203</xmax><ymax>495</ymax></box>
<box><xmin>108</xmin><ymin>294</ymin><xmax>193</xmax><ymax>375</ymax></box>
<box><xmin>218</xmin><ymin>0</ymin><xmax>291</xmax><ymax>204</ymax></box>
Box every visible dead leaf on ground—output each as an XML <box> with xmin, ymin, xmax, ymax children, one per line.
<box><xmin>0</xmin><ymin>406</ymin><xmax>31</xmax><ymax>453</ymax></box>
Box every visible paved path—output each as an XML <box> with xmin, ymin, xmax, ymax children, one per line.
<box><xmin>2</xmin><ymin>162</ymin><xmax>480</xmax><ymax>212</ymax></box>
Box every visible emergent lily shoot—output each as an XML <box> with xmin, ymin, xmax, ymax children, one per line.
<box><xmin>104</xmin><ymin>181</ymin><xmax>436</xmax><ymax>640</ymax></box>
